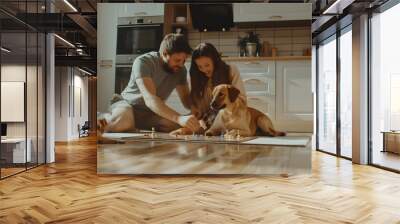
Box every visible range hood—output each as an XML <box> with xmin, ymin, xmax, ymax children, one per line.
<box><xmin>190</xmin><ymin>4</ymin><xmax>234</xmax><ymax>32</ymax></box>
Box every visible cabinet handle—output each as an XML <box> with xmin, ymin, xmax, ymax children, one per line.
<box><xmin>243</xmin><ymin>78</ymin><xmax>265</xmax><ymax>84</ymax></box>
<box><xmin>248</xmin><ymin>97</ymin><xmax>263</xmax><ymax>101</ymax></box>
<box><xmin>242</xmin><ymin>72</ymin><xmax>266</xmax><ymax>77</ymax></box>
<box><xmin>134</xmin><ymin>12</ymin><xmax>147</xmax><ymax>15</ymax></box>
<box><xmin>244</xmin><ymin>61</ymin><xmax>261</xmax><ymax>65</ymax></box>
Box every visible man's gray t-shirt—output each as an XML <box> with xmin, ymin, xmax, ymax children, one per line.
<box><xmin>121</xmin><ymin>51</ymin><xmax>187</xmax><ymax>109</ymax></box>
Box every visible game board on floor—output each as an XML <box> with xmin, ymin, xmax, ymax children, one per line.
<box><xmin>102</xmin><ymin>129</ymin><xmax>256</xmax><ymax>144</ymax></box>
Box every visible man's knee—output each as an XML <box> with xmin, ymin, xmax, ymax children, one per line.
<box><xmin>105</xmin><ymin>103</ymin><xmax>135</xmax><ymax>132</ymax></box>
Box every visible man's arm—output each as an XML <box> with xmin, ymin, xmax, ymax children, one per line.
<box><xmin>136</xmin><ymin>77</ymin><xmax>180</xmax><ymax>122</ymax></box>
<box><xmin>136</xmin><ymin>77</ymin><xmax>200</xmax><ymax>131</ymax></box>
<box><xmin>175</xmin><ymin>83</ymin><xmax>191</xmax><ymax>110</ymax></box>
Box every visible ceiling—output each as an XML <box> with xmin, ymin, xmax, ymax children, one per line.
<box><xmin>2</xmin><ymin>0</ymin><xmax>384</xmax><ymax>75</ymax></box>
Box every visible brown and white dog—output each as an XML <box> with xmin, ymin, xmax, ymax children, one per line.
<box><xmin>170</xmin><ymin>84</ymin><xmax>285</xmax><ymax>138</ymax></box>
<box><xmin>205</xmin><ymin>84</ymin><xmax>285</xmax><ymax>137</ymax></box>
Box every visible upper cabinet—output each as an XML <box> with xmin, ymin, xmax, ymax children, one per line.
<box><xmin>109</xmin><ymin>3</ymin><xmax>164</xmax><ymax>17</ymax></box>
<box><xmin>130</xmin><ymin>3</ymin><xmax>164</xmax><ymax>16</ymax></box>
<box><xmin>233</xmin><ymin>3</ymin><xmax>312</xmax><ymax>23</ymax></box>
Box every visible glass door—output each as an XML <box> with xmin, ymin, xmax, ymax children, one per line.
<box><xmin>317</xmin><ymin>35</ymin><xmax>337</xmax><ymax>154</ymax></box>
<box><xmin>370</xmin><ymin>2</ymin><xmax>400</xmax><ymax>171</ymax></box>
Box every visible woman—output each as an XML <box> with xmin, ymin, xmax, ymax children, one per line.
<box><xmin>189</xmin><ymin>42</ymin><xmax>247</xmax><ymax>119</ymax></box>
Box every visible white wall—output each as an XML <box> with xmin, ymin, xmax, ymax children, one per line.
<box><xmin>97</xmin><ymin>3</ymin><xmax>164</xmax><ymax>113</ymax></box>
<box><xmin>1</xmin><ymin>63</ymin><xmax>46</xmax><ymax>164</ymax></box>
<box><xmin>55</xmin><ymin>67</ymin><xmax>68</xmax><ymax>141</ymax></box>
<box><xmin>54</xmin><ymin>67</ymin><xmax>89</xmax><ymax>141</ymax></box>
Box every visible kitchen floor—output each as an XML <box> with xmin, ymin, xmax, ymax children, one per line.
<box><xmin>97</xmin><ymin>134</ymin><xmax>312</xmax><ymax>175</ymax></box>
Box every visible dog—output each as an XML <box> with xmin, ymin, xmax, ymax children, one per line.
<box><xmin>204</xmin><ymin>84</ymin><xmax>285</xmax><ymax>138</ymax></box>
<box><xmin>170</xmin><ymin>84</ymin><xmax>285</xmax><ymax>138</ymax></box>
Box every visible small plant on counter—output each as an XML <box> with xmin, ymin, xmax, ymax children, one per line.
<box><xmin>246</xmin><ymin>31</ymin><xmax>260</xmax><ymax>44</ymax></box>
<box><xmin>237</xmin><ymin>35</ymin><xmax>248</xmax><ymax>57</ymax></box>
<box><xmin>238</xmin><ymin>31</ymin><xmax>260</xmax><ymax>57</ymax></box>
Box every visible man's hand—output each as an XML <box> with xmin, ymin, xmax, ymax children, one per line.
<box><xmin>191</xmin><ymin>107</ymin><xmax>201</xmax><ymax>119</ymax></box>
<box><xmin>177</xmin><ymin>115</ymin><xmax>200</xmax><ymax>132</ymax></box>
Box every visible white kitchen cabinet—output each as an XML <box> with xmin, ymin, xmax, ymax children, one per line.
<box><xmin>247</xmin><ymin>93</ymin><xmax>276</xmax><ymax>120</ymax></box>
<box><xmin>228</xmin><ymin>61</ymin><xmax>276</xmax><ymax>119</ymax></box>
<box><xmin>121</xmin><ymin>3</ymin><xmax>164</xmax><ymax>16</ymax></box>
<box><xmin>233</xmin><ymin>3</ymin><xmax>311</xmax><ymax>23</ymax></box>
<box><xmin>275</xmin><ymin>60</ymin><xmax>313</xmax><ymax>132</ymax></box>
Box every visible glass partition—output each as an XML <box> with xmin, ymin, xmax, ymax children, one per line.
<box><xmin>1</xmin><ymin>31</ymin><xmax>28</xmax><ymax>178</ymax></box>
<box><xmin>0</xmin><ymin>1</ymin><xmax>46</xmax><ymax>179</ymax></box>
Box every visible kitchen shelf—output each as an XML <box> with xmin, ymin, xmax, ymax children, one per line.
<box><xmin>186</xmin><ymin>56</ymin><xmax>311</xmax><ymax>62</ymax></box>
<box><xmin>221</xmin><ymin>56</ymin><xmax>311</xmax><ymax>61</ymax></box>
<box><xmin>164</xmin><ymin>4</ymin><xmax>192</xmax><ymax>35</ymax></box>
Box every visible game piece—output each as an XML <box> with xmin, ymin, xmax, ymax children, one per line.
<box><xmin>151</xmin><ymin>127</ymin><xmax>155</xmax><ymax>138</ymax></box>
<box><xmin>236</xmin><ymin>130</ymin><xmax>241</xmax><ymax>141</ymax></box>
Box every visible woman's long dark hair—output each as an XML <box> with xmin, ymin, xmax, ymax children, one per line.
<box><xmin>190</xmin><ymin>43</ymin><xmax>231</xmax><ymax>106</ymax></box>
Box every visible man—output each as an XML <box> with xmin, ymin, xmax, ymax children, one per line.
<box><xmin>98</xmin><ymin>33</ymin><xmax>200</xmax><ymax>133</ymax></box>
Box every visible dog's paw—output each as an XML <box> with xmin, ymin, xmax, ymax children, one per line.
<box><xmin>279</xmin><ymin>132</ymin><xmax>286</xmax><ymax>136</ymax></box>
<box><xmin>225</xmin><ymin>129</ymin><xmax>241</xmax><ymax>138</ymax></box>
<box><xmin>205</xmin><ymin>130</ymin><xmax>215</xmax><ymax>136</ymax></box>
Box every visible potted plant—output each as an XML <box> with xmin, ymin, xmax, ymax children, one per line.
<box><xmin>237</xmin><ymin>35</ymin><xmax>248</xmax><ymax>57</ymax></box>
<box><xmin>238</xmin><ymin>31</ymin><xmax>260</xmax><ymax>57</ymax></box>
<box><xmin>246</xmin><ymin>31</ymin><xmax>260</xmax><ymax>57</ymax></box>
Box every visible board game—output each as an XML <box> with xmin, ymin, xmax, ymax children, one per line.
<box><xmin>102</xmin><ymin>128</ymin><xmax>256</xmax><ymax>144</ymax></box>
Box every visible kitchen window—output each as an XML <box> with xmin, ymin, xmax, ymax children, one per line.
<box><xmin>339</xmin><ymin>25</ymin><xmax>352</xmax><ymax>159</ymax></box>
<box><xmin>370</xmin><ymin>2</ymin><xmax>400</xmax><ymax>172</ymax></box>
<box><xmin>316</xmin><ymin>23</ymin><xmax>353</xmax><ymax>159</ymax></box>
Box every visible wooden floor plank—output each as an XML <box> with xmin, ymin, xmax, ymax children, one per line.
<box><xmin>0</xmin><ymin>137</ymin><xmax>399</xmax><ymax>223</ymax></box>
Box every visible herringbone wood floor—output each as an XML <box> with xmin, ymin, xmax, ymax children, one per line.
<box><xmin>1</xmin><ymin>137</ymin><xmax>400</xmax><ymax>224</ymax></box>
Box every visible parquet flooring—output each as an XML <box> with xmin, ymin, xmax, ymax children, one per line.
<box><xmin>1</xmin><ymin>136</ymin><xmax>400</xmax><ymax>223</ymax></box>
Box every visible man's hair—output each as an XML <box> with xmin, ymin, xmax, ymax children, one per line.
<box><xmin>159</xmin><ymin>33</ymin><xmax>192</xmax><ymax>55</ymax></box>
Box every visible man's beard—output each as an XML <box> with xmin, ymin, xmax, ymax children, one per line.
<box><xmin>161</xmin><ymin>60</ymin><xmax>181</xmax><ymax>74</ymax></box>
